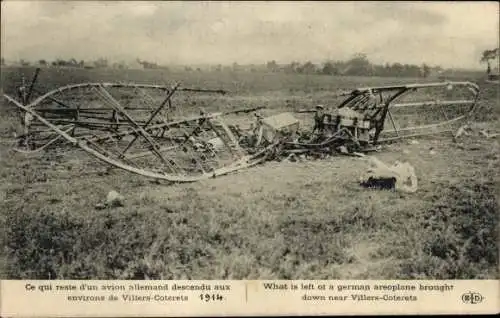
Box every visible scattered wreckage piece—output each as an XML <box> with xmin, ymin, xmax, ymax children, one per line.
<box><xmin>293</xmin><ymin>81</ymin><xmax>480</xmax><ymax>151</ymax></box>
<box><xmin>2</xmin><ymin>68</ymin><xmax>480</xmax><ymax>183</ymax></box>
<box><xmin>454</xmin><ymin>124</ymin><xmax>499</xmax><ymax>140</ymax></box>
<box><xmin>360</xmin><ymin>157</ymin><xmax>418</xmax><ymax>193</ymax></box>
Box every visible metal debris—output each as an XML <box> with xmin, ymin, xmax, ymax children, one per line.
<box><xmin>2</xmin><ymin>68</ymin><xmax>480</xmax><ymax>183</ymax></box>
<box><xmin>361</xmin><ymin>157</ymin><xmax>418</xmax><ymax>193</ymax></box>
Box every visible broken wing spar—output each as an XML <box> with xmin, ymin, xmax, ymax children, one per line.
<box><xmin>4</xmin><ymin>94</ymin><xmax>272</xmax><ymax>182</ymax></box>
<box><xmin>8</xmin><ymin>80</ymin><xmax>230</xmax><ymax>154</ymax></box>
<box><xmin>2</xmin><ymin>72</ymin><xmax>480</xmax><ymax>183</ymax></box>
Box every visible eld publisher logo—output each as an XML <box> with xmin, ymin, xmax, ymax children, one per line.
<box><xmin>461</xmin><ymin>292</ymin><xmax>484</xmax><ymax>304</ymax></box>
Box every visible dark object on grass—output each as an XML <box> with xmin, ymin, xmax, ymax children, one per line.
<box><xmin>360</xmin><ymin>176</ymin><xmax>397</xmax><ymax>190</ymax></box>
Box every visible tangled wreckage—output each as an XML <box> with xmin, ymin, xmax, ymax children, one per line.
<box><xmin>3</xmin><ymin>68</ymin><xmax>480</xmax><ymax>184</ymax></box>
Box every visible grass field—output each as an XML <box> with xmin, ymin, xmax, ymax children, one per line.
<box><xmin>0</xmin><ymin>66</ymin><xmax>498</xmax><ymax>279</ymax></box>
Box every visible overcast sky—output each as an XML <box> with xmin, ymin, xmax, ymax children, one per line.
<box><xmin>1</xmin><ymin>1</ymin><xmax>499</xmax><ymax>69</ymax></box>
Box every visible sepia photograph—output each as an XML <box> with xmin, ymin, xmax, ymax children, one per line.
<box><xmin>0</xmin><ymin>0</ymin><xmax>498</xmax><ymax>284</ymax></box>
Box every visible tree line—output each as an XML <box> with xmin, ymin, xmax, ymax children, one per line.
<box><xmin>264</xmin><ymin>53</ymin><xmax>437</xmax><ymax>78</ymax></box>
<box><xmin>0</xmin><ymin>57</ymin><xmax>175</xmax><ymax>71</ymax></box>
<box><xmin>0</xmin><ymin>57</ymin><xmax>117</xmax><ymax>69</ymax></box>
<box><xmin>0</xmin><ymin>54</ymin><xmax>440</xmax><ymax>78</ymax></box>
<box><xmin>1</xmin><ymin>49</ymin><xmax>497</xmax><ymax>78</ymax></box>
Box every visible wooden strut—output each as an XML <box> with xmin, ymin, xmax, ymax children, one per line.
<box><xmin>80</xmin><ymin>106</ymin><xmax>265</xmax><ymax>144</ymax></box>
<box><xmin>391</xmin><ymin>100</ymin><xmax>476</xmax><ymax>108</ymax></box>
<box><xmin>371</xmin><ymin>89</ymin><xmax>407</xmax><ymax>145</ymax></box>
<box><xmin>4</xmin><ymin>94</ymin><xmax>265</xmax><ymax>182</ymax></box>
<box><xmin>177</xmin><ymin>126</ymin><xmax>209</xmax><ymax>174</ymax></box>
<box><xmin>13</xmin><ymin>124</ymin><xmax>75</xmax><ymax>154</ymax></box>
<box><xmin>386</xmin><ymin>110</ymin><xmax>399</xmax><ymax>137</ymax></box>
<box><xmin>21</xmin><ymin>81</ymin><xmax>245</xmax><ymax>147</ymax></box>
<box><xmin>390</xmin><ymin>113</ymin><xmax>474</xmax><ymax>141</ymax></box>
<box><xmin>25</xmin><ymin>107</ymin><xmax>249</xmax><ymax>149</ymax></box>
<box><xmin>119</xmin><ymin>83</ymin><xmax>180</xmax><ymax>157</ymax></box>
<box><xmin>35</xmin><ymin>119</ymin><xmax>151</xmax><ymax>127</ymax></box>
<box><xmin>380</xmin><ymin>116</ymin><xmax>467</xmax><ymax>136</ymax></box>
<box><xmin>25</xmin><ymin>68</ymin><xmax>41</xmax><ymax>104</ymax></box>
<box><xmin>24</xmin><ymin>82</ymin><xmax>227</xmax><ymax>110</ymax></box>
<box><xmin>95</xmin><ymin>85</ymin><xmax>181</xmax><ymax>174</ymax></box>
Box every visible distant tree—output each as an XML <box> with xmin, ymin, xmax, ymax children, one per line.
<box><xmin>403</xmin><ymin>64</ymin><xmax>421</xmax><ymax>77</ymax></box>
<box><xmin>20</xmin><ymin>59</ymin><xmax>30</xmax><ymax>66</ymax></box>
<box><xmin>390</xmin><ymin>62</ymin><xmax>404</xmax><ymax>76</ymax></box>
<box><xmin>113</xmin><ymin>61</ymin><xmax>127</xmax><ymax>70</ymax></box>
<box><xmin>184</xmin><ymin>66</ymin><xmax>192</xmax><ymax>72</ymax></box>
<box><xmin>0</xmin><ymin>57</ymin><xmax>4</xmax><ymax>66</ymax></box>
<box><xmin>215</xmin><ymin>64</ymin><xmax>222</xmax><ymax>72</ymax></box>
<box><xmin>379</xmin><ymin>63</ymin><xmax>391</xmax><ymax>76</ymax></box>
<box><xmin>299</xmin><ymin>61</ymin><xmax>317</xmax><ymax>74</ymax></box>
<box><xmin>430</xmin><ymin>65</ymin><xmax>444</xmax><ymax>79</ymax></box>
<box><xmin>372</xmin><ymin>64</ymin><xmax>386</xmax><ymax>77</ymax></box>
<box><xmin>266</xmin><ymin>60</ymin><xmax>278</xmax><ymax>73</ymax></box>
<box><xmin>421</xmin><ymin>63</ymin><xmax>431</xmax><ymax>78</ymax></box>
<box><xmin>344</xmin><ymin>53</ymin><xmax>371</xmax><ymax>76</ymax></box>
<box><xmin>79</xmin><ymin>60</ymin><xmax>85</xmax><ymax>68</ymax></box>
<box><xmin>196</xmin><ymin>67</ymin><xmax>202</xmax><ymax>72</ymax></box>
<box><xmin>94</xmin><ymin>58</ymin><xmax>108</xmax><ymax>68</ymax></box>
<box><xmin>53</xmin><ymin>58</ymin><xmax>67</xmax><ymax>67</ymax></box>
<box><xmin>136</xmin><ymin>58</ymin><xmax>158</xmax><ymax>69</ymax></box>
<box><xmin>67</xmin><ymin>58</ymin><xmax>79</xmax><ymax>67</ymax></box>
<box><xmin>433</xmin><ymin>65</ymin><xmax>444</xmax><ymax>73</ymax></box>
<box><xmin>292</xmin><ymin>61</ymin><xmax>301</xmax><ymax>73</ymax></box>
<box><xmin>284</xmin><ymin>61</ymin><xmax>300</xmax><ymax>74</ymax></box>
<box><xmin>38</xmin><ymin>59</ymin><xmax>47</xmax><ymax>66</ymax></box>
<box><xmin>321</xmin><ymin>61</ymin><xmax>336</xmax><ymax>75</ymax></box>
<box><xmin>480</xmin><ymin>48</ymin><xmax>499</xmax><ymax>74</ymax></box>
